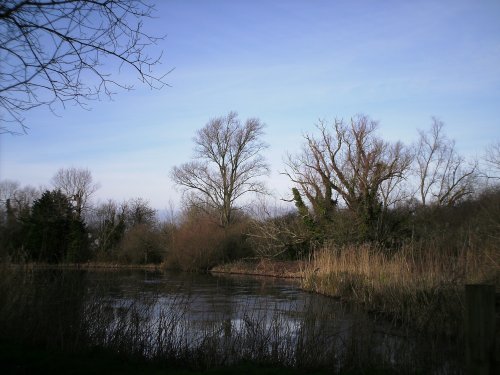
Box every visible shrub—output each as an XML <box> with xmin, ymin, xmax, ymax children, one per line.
<box><xmin>117</xmin><ymin>224</ymin><xmax>165</xmax><ymax>264</ymax></box>
<box><xmin>164</xmin><ymin>213</ymin><xmax>251</xmax><ymax>271</ymax></box>
<box><xmin>165</xmin><ymin>217</ymin><xmax>225</xmax><ymax>271</ymax></box>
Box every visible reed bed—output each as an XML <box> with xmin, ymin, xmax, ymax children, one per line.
<box><xmin>211</xmin><ymin>258</ymin><xmax>304</xmax><ymax>278</ymax></box>
<box><xmin>302</xmin><ymin>242</ymin><xmax>499</xmax><ymax>336</ymax></box>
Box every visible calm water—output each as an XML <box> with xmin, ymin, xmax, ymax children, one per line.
<box><xmin>86</xmin><ymin>269</ymin><xmax>356</xmax><ymax>330</ymax></box>
<box><xmin>11</xmin><ymin>268</ymin><xmax>461</xmax><ymax>373</ymax></box>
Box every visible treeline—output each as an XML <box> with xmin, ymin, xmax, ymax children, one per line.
<box><xmin>0</xmin><ymin>177</ymin><xmax>162</xmax><ymax>264</ymax></box>
<box><xmin>0</xmin><ymin>113</ymin><xmax>499</xmax><ymax>271</ymax></box>
<box><xmin>0</xmin><ymin>169</ymin><xmax>247</xmax><ymax>268</ymax></box>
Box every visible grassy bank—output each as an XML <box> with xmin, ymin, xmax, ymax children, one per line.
<box><xmin>8</xmin><ymin>261</ymin><xmax>164</xmax><ymax>270</ymax></box>
<box><xmin>301</xmin><ymin>243</ymin><xmax>499</xmax><ymax>336</ymax></box>
<box><xmin>211</xmin><ymin>258</ymin><xmax>304</xmax><ymax>278</ymax></box>
<box><xmin>212</xmin><ymin>241</ymin><xmax>499</xmax><ymax>338</ymax></box>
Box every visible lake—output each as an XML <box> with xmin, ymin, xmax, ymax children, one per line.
<box><xmin>0</xmin><ymin>268</ymin><xmax>462</xmax><ymax>373</ymax></box>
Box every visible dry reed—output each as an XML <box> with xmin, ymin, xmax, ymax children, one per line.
<box><xmin>302</xmin><ymin>242</ymin><xmax>499</xmax><ymax>336</ymax></box>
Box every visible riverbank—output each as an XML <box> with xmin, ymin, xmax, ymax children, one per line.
<box><xmin>211</xmin><ymin>244</ymin><xmax>499</xmax><ymax>338</ymax></box>
<box><xmin>211</xmin><ymin>258</ymin><xmax>304</xmax><ymax>278</ymax></box>
<box><xmin>5</xmin><ymin>252</ymin><xmax>498</xmax><ymax>340</ymax></box>
<box><xmin>6</xmin><ymin>262</ymin><xmax>164</xmax><ymax>271</ymax></box>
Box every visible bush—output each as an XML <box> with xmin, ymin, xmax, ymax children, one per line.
<box><xmin>165</xmin><ymin>217</ymin><xmax>224</xmax><ymax>271</ymax></box>
<box><xmin>117</xmin><ymin>224</ymin><xmax>165</xmax><ymax>264</ymax></box>
<box><xmin>165</xmin><ymin>215</ymin><xmax>252</xmax><ymax>271</ymax></box>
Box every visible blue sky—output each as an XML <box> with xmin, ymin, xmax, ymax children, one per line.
<box><xmin>1</xmin><ymin>0</ymin><xmax>499</xmax><ymax>210</ymax></box>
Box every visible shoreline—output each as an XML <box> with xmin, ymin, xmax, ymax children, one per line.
<box><xmin>4</xmin><ymin>262</ymin><xmax>165</xmax><ymax>271</ymax></box>
<box><xmin>210</xmin><ymin>259</ymin><xmax>305</xmax><ymax>279</ymax></box>
<box><xmin>4</xmin><ymin>260</ymin><xmax>306</xmax><ymax>279</ymax></box>
<box><xmin>3</xmin><ymin>260</ymin><xmax>307</xmax><ymax>279</ymax></box>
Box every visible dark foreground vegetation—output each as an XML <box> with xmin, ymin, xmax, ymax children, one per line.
<box><xmin>1</xmin><ymin>114</ymin><xmax>499</xmax><ymax>372</ymax></box>
<box><xmin>0</xmin><ymin>340</ymin><xmax>339</xmax><ymax>375</ymax></box>
<box><xmin>1</xmin><ymin>342</ymin><xmax>333</xmax><ymax>375</ymax></box>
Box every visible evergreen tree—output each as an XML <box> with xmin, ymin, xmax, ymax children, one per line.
<box><xmin>23</xmin><ymin>190</ymin><xmax>89</xmax><ymax>263</ymax></box>
<box><xmin>0</xmin><ymin>199</ymin><xmax>25</xmax><ymax>261</ymax></box>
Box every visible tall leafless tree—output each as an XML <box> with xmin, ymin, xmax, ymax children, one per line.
<box><xmin>414</xmin><ymin>118</ymin><xmax>477</xmax><ymax>206</ymax></box>
<box><xmin>0</xmin><ymin>0</ymin><xmax>168</xmax><ymax>134</ymax></box>
<box><xmin>171</xmin><ymin>112</ymin><xmax>269</xmax><ymax>228</ymax></box>
<box><xmin>285</xmin><ymin>115</ymin><xmax>412</xmax><ymax>239</ymax></box>
<box><xmin>124</xmin><ymin>197</ymin><xmax>157</xmax><ymax>228</ymax></box>
<box><xmin>483</xmin><ymin>140</ymin><xmax>500</xmax><ymax>180</ymax></box>
<box><xmin>51</xmin><ymin>167</ymin><xmax>99</xmax><ymax>218</ymax></box>
<box><xmin>0</xmin><ymin>180</ymin><xmax>20</xmax><ymax>205</ymax></box>
<box><xmin>0</xmin><ymin>179</ymin><xmax>40</xmax><ymax>220</ymax></box>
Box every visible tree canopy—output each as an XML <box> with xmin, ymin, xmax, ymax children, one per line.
<box><xmin>285</xmin><ymin>115</ymin><xmax>412</xmax><ymax>240</ymax></box>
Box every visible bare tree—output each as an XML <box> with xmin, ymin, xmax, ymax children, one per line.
<box><xmin>0</xmin><ymin>180</ymin><xmax>20</xmax><ymax>205</ymax></box>
<box><xmin>124</xmin><ymin>197</ymin><xmax>157</xmax><ymax>227</ymax></box>
<box><xmin>86</xmin><ymin>199</ymin><xmax>126</xmax><ymax>254</ymax></box>
<box><xmin>285</xmin><ymin>115</ymin><xmax>412</xmax><ymax>239</ymax></box>
<box><xmin>483</xmin><ymin>140</ymin><xmax>500</xmax><ymax>180</ymax></box>
<box><xmin>284</xmin><ymin>135</ymin><xmax>338</xmax><ymax>222</ymax></box>
<box><xmin>171</xmin><ymin>112</ymin><xmax>269</xmax><ymax>228</ymax></box>
<box><xmin>0</xmin><ymin>0</ymin><xmax>168</xmax><ymax>134</ymax></box>
<box><xmin>0</xmin><ymin>179</ymin><xmax>40</xmax><ymax>218</ymax></box>
<box><xmin>379</xmin><ymin>170</ymin><xmax>412</xmax><ymax>210</ymax></box>
<box><xmin>248</xmin><ymin>212</ymin><xmax>311</xmax><ymax>258</ymax></box>
<box><xmin>51</xmin><ymin>167</ymin><xmax>99</xmax><ymax>218</ymax></box>
<box><xmin>415</xmin><ymin>118</ymin><xmax>477</xmax><ymax>206</ymax></box>
<box><xmin>11</xmin><ymin>185</ymin><xmax>40</xmax><ymax>212</ymax></box>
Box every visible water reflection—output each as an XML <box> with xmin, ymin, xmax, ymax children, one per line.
<box><xmin>78</xmin><ymin>269</ymin><xmax>460</xmax><ymax>373</ymax></box>
<box><xmin>0</xmin><ymin>268</ymin><xmax>461</xmax><ymax>372</ymax></box>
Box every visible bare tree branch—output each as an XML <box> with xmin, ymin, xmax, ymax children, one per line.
<box><xmin>51</xmin><ymin>166</ymin><xmax>99</xmax><ymax>218</ymax></box>
<box><xmin>284</xmin><ymin>115</ymin><xmax>412</xmax><ymax>240</ymax></box>
<box><xmin>482</xmin><ymin>140</ymin><xmax>500</xmax><ymax>180</ymax></box>
<box><xmin>414</xmin><ymin>118</ymin><xmax>477</xmax><ymax>206</ymax></box>
<box><xmin>0</xmin><ymin>0</ymin><xmax>168</xmax><ymax>133</ymax></box>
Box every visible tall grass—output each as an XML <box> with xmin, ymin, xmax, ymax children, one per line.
<box><xmin>302</xmin><ymin>242</ymin><xmax>499</xmax><ymax>337</ymax></box>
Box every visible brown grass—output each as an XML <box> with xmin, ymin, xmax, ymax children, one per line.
<box><xmin>14</xmin><ymin>262</ymin><xmax>164</xmax><ymax>271</ymax></box>
<box><xmin>211</xmin><ymin>259</ymin><xmax>305</xmax><ymax>278</ymax></box>
<box><xmin>302</xmin><ymin>242</ymin><xmax>499</xmax><ymax>336</ymax></box>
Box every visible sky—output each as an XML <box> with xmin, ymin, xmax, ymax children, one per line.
<box><xmin>1</xmin><ymin>0</ymin><xmax>499</xmax><ymax>211</ymax></box>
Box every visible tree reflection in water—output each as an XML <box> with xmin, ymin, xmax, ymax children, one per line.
<box><xmin>0</xmin><ymin>267</ymin><xmax>461</xmax><ymax>373</ymax></box>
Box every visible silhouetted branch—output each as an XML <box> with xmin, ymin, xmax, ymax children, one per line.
<box><xmin>0</xmin><ymin>0</ymin><xmax>169</xmax><ymax>133</ymax></box>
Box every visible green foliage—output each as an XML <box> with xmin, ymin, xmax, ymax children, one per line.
<box><xmin>287</xmin><ymin>183</ymin><xmax>500</xmax><ymax>258</ymax></box>
<box><xmin>66</xmin><ymin>219</ymin><xmax>90</xmax><ymax>263</ymax></box>
<box><xmin>353</xmin><ymin>192</ymin><xmax>383</xmax><ymax>242</ymax></box>
<box><xmin>292</xmin><ymin>188</ymin><xmax>314</xmax><ymax>230</ymax></box>
<box><xmin>219</xmin><ymin>222</ymin><xmax>253</xmax><ymax>261</ymax></box>
<box><xmin>0</xmin><ymin>199</ymin><xmax>25</xmax><ymax>261</ymax></box>
<box><xmin>22</xmin><ymin>190</ymin><xmax>89</xmax><ymax>263</ymax></box>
